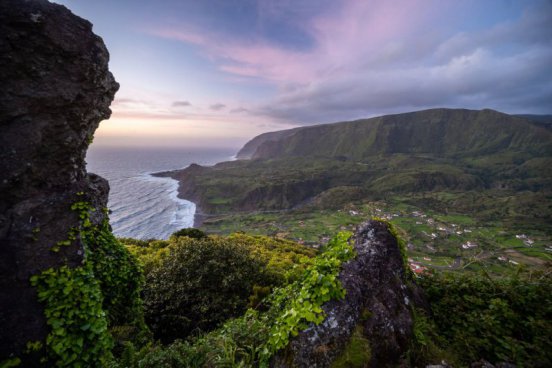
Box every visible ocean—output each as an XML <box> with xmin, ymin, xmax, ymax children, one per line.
<box><xmin>85</xmin><ymin>146</ymin><xmax>236</xmax><ymax>240</ymax></box>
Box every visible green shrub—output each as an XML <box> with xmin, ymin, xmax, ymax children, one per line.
<box><xmin>419</xmin><ymin>270</ymin><xmax>552</xmax><ymax>366</ymax></box>
<box><xmin>125</xmin><ymin>240</ymin><xmax>170</xmax><ymax>276</ymax></box>
<box><xmin>226</xmin><ymin>233</ymin><xmax>316</xmax><ymax>284</ymax></box>
<box><xmin>142</xmin><ymin>236</ymin><xmax>270</xmax><ymax>343</ymax></box>
<box><xmin>117</xmin><ymin>237</ymin><xmax>152</xmax><ymax>247</ymax></box>
<box><xmin>406</xmin><ymin>308</ymin><xmax>458</xmax><ymax>367</ymax></box>
<box><xmin>170</xmin><ymin>228</ymin><xmax>207</xmax><ymax>239</ymax></box>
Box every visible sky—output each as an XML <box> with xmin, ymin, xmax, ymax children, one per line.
<box><xmin>51</xmin><ymin>0</ymin><xmax>552</xmax><ymax>150</ymax></box>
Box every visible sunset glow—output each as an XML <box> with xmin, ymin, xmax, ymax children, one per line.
<box><xmin>51</xmin><ymin>0</ymin><xmax>552</xmax><ymax>149</ymax></box>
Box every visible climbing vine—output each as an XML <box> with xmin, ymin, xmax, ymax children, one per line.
<box><xmin>83</xmin><ymin>214</ymin><xmax>146</xmax><ymax>331</ymax></box>
<box><xmin>260</xmin><ymin>231</ymin><xmax>355</xmax><ymax>363</ymax></box>
<box><xmin>30</xmin><ymin>265</ymin><xmax>113</xmax><ymax>367</ymax></box>
<box><xmin>28</xmin><ymin>193</ymin><xmax>147</xmax><ymax>366</ymax></box>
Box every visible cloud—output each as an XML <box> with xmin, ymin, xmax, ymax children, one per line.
<box><xmin>172</xmin><ymin>100</ymin><xmax>192</xmax><ymax>107</ymax></box>
<box><xmin>113</xmin><ymin>97</ymin><xmax>139</xmax><ymax>104</ymax></box>
<box><xmin>210</xmin><ymin>103</ymin><xmax>226</xmax><ymax>111</ymax></box>
<box><xmin>148</xmin><ymin>0</ymin><xmax>552</xmax><ymax>123</ymax></box>
<box><xmin>230</xmin><ymin>107</ymin><xmax>249</xmax><ymax>114</ymax></box>
<box><xmin>259</xmin><ymin>46</ymin><xmax>552</xmax><ymax>123</ymax></box>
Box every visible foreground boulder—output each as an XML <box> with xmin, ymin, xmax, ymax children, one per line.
<box><xmin>272</xmin><ymin>220</ymin><xmax>427</xmax><ymax>367</ymax></box>
<box><xmin>0</xmin><ymin>0</ymin><xmax>118</xmax><ymax>362</ymax></box>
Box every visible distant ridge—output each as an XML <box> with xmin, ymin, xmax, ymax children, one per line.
<box><xmin>162</xmin><ymin>108</ymin><xmax>551</xmax><ymax>225</ymax></box>
<box><xmin>238</xmin><ymin>108</ymin><xmax>552</xmax><ymax>161</ymax></box>
<box><xmin>236</xmin><ymin>128</ymin><xmax>302</xmax><ymax>159</ymax></box>
<box><xmin>515</xmin><ymin>114</ymin><xmax>552</xmax><ymax>131</ymax></box>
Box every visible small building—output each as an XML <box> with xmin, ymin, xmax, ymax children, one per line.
<box><xmin>461</xmin><ymin>241</ymin><xmax>478</xmax><ymax>249</ymax></box>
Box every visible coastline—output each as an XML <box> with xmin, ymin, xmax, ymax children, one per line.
<box><xmin>142</xmin><ymin>172</ymin><xmax>195</xmax><ymax>231</ymax></box>
<box><xmin>193</xmin><ymin>209</ymin><xmax>207</xmax><ymax>228</ymax></box>
<box><xmin>151</xmin><ymin>154</ymin><xmax>238</xmax><ymax>229</ymax></box>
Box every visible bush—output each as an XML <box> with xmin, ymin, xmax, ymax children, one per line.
<box><xmin>125</xmin><ymin>240</ymin><xmax>170</xmax><ymax>276</ymax></box>
<box><xmin>226</xmin><ymin>233</ymin><xmax>316</xmax><ymax>285</ymax></box>
<box><xmin>419</xmin><ymin>270</ymin><xmax>552</xmax><ymax>366</ymax></box>
<box><xmin>142</xmin><ymin>236</ymin><xmax>270</xmax><ymax>343</ymax></box>
<box><xmin>109</xmin><ymin>311</ymin><xmax>271</xmax><ymax>368</ymax></box>
<box><xmin>170</xmin><ymin>228</ymin><xmax>207</xmax><ymax>239</ymax></box>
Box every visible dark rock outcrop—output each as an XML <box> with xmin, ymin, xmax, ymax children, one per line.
<box><xmin>272</xmin><ymin>220</ymin><xmax>427</xmax><ymax>368</ymax></box>
<box><xmin>0</xmin><ymin>0</ymin><xmax>118</xmax><ymax>361</ymax></box>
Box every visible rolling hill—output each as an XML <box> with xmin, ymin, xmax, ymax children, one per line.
<box><xmin>159</xmin><ymin>108</ymin><xmax>551</xmax><ymax>217</ymax></box>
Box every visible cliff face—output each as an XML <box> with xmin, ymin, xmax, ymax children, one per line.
<box><xmin>236</xmin><ymin>128</ymin><xmax>302</xmax><ymax>159</ymax></box>
<box><xmin>244</xmin><ymin>109</ymin><xmax>552</xmax><ymax>161</ymax></box>
<box><xmin>0</xmin><ymin>0</ymin><xmax>118</xmax><ymax>360</ymax></box>
<box><xmin>272</xmin><ymin>220</ymin><xmax>427</xmax><ymax>368</ymax></box>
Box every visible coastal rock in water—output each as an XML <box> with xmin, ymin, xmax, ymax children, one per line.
<box><xmin>0</xmin><ymin>0</ymin><xmax>118</xmax><ymax>361</ymax></box>
<box><xmin>272</xmin><ymin>220</ymin><xmax>427</xmax><ymax>368</ymax></box>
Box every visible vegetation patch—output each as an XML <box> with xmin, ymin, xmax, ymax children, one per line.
<box><xmin>418</xmin><ymin>270</ymin><xmax>552</xmax><ymax>366</ymax></box>
<box><xmin>110</xmin><ymin>231</ymin><xmax>355</xmax><ymax>367</ymax></box>
<box><xmin>141</xmin><ymin>235</ymin><xmax>272</xmax><ymax>343</ymax></box>
<box><xmin>29</xmin><ymin>197</ymin><xmax>146</xmax><ymax>366</ymax></box>
<box><xmin>263</xmin><ymin>231</ymin><xmax>355</xmax><ymax>359</ymax></box>
<box><xmin>30</xmin><ymin>264</ymin><xmax>113</xmax><ymax>367</ymax></box>
<box><xmin>331</xmin><ymin>325</ymin><xmax>371</xmax><ymax>368</ymax></box>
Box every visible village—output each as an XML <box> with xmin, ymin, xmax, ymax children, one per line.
<box><xmin>203</xmin><ymin>199</ymin><xmax>550</xmax><ymax>273</ymax></box>
<box><xmin>330</xmin><ymin>203</ymin><xmax>550</xmax><ymax>273</ymax></box>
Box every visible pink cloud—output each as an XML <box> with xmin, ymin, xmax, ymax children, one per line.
<box><xmin>146</xmin><ymin>0</ymin><xmax>435</xmax><ymax>85</ymax></box>
<box><xmin>142</xmin><ymin>0</ymin><xmax>552</xmax><ymax>123</ymax></box>
<box><xmin>148</xmin><ymin>28</ymin><xmax>206</xmax><ymax>45</ymax></box>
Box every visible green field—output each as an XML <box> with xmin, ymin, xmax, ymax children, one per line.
<box><xmin>199</xmin><ymin>193</ymin><xmax>551</xmax><ymax>273</ymax></box>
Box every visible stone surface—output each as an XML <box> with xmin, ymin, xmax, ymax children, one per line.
<box><xmin>271</xmin><ymin>220</ymin><xmax>428</xmax><ymax>368</ymax></box>
<box><xmin>0</xmin><ymin>0</ymin><xmax>118</xmax><ymax>361</ymax></box>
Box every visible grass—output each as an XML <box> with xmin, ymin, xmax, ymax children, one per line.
<box><xmin>199</xmin><ymin>195</ymin><xmax>551</xmax><ymax>273</ymax></box>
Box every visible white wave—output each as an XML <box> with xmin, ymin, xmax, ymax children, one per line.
<box><xmin>141</xmin><ymin>172</ymin><xmax>196</xmax><ymax>230</ymax></box>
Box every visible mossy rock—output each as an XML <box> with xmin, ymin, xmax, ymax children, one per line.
<box><xmin>331</xmin><ymin>325</ymin><xmax>371</xmax><ymax>368</ymax></box>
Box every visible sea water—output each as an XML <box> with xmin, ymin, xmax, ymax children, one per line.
<box><xmin>86</xmin><ymin>146</ymin><xmax>235</xmax><ymax>240</ymax></box>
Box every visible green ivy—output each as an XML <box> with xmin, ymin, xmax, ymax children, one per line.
<box><xmin>29</xmin><ymin>195</ymin><xmax>147</xmax><ymax>366</ymax></box>
<box><xmin>260</xmin><ymin>231</ymin><xmax>355</xmax><ymax>363</ymax></box>
<box><xmin>30</xmin><ymin>265</ymin><xmax>113</xmax><ymax>367</ymax></box>
<box><xmin>83</xmin><ymin>218</ymin><xmax>146</xmax><ymax>331</ymax></box>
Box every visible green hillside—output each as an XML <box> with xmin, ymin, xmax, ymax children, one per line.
<box><xmin>161</xmin><ymin>108</ymin><xmax>551</xmax><ymax>214</ymax></box>
<box><xmin>157</xmin><ymin>108</ymin><xmax>552</xmax><ymax>272</ymax></box>
<box><xmin>248</xmin><ymin>108</ymin><xmax>551</xmax><ymax>160</ymax></box>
